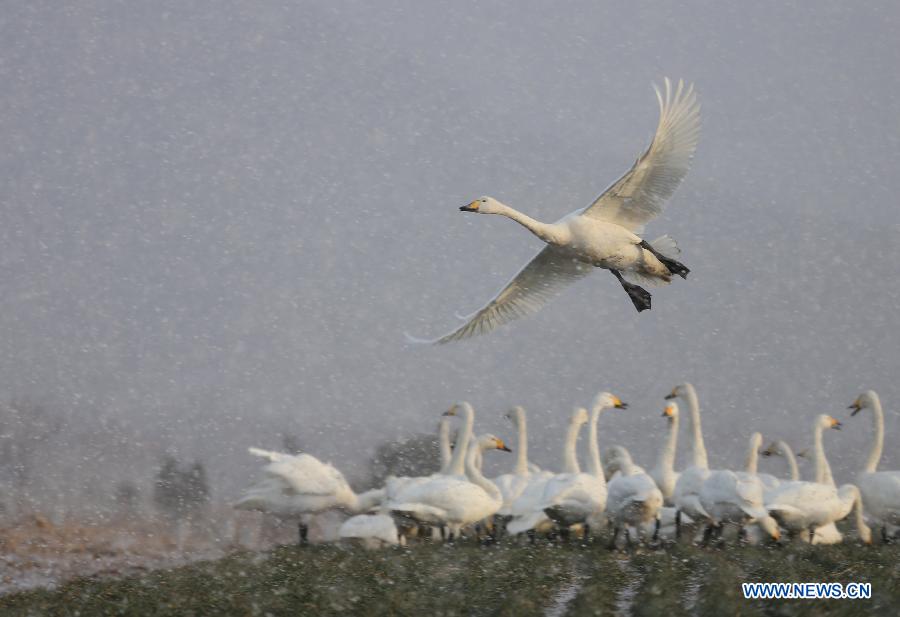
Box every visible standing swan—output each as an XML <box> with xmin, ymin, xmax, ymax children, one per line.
<box><xmin>761</xmin><ymin>440</ymin><xmax>841</xmax><ymax>544</ymax></box>
<box><xmin>429</xmin><ymin>79</ymin><xmax>700</xmax><ymax>343</ymax></box>
<box><xmin>667</xmin><ymin>383</ymin><xmax>710</xmax><ymax>537</ymax></box>
<box><xmin>541</xmin><ymin>392</ymin><xmax>627</xmax><ymax>541</ymax></box>
<box><xmin>387</xmin><ymin>433</ymin><xmax>511</xmax><ymax>543</ymax></box>
<box><xmin>698</xmin><ymin>432</ymin><xmax>780</xmax><ymax>543</ymax></box>
<box><xmin>506</xmin><ymin>407</ymin><xmax>590</xmax><ymax>536</ymax></box>
<box><xmin>605</xmin><ymin>446</ymin><xmax>664</xmax><ymax>548</ymax></box>
<box><xmin>766</xmin><ymin>415</ymin><xmax>872</xmax><ymax>544</ymax></box>
<box><xmin>849</xmin><ymin>391</ymin><xmax>900</xmax><ymax>541</ymax></box>
<box><xmin>650</xmin><ymin>401</ymin><xmax>681</xmax><ymax>505</ymax></box>
<box><xmin>492</xmin><ymin>407</ymin><xmax>547</xmax><ymax>522</ymax></box>
<box><xmin>234</xmin><ymin>448</ymin><xmax>384</xmax><ymax>545</ymax></box>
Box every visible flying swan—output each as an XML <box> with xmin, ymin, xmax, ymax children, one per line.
<box><xmin>428</xmin><ymin>78</ymin><xmax>700</xmax><ymax>343</ymax></box>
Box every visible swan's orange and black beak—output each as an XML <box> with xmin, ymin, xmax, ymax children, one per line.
<box><xmin>662</xmin><ymin>403</ymin><xmax>675</xmax><ymax>418</ymax></box>
<box><xmin>830</xmin><ymin>418</ymin><xmax>842</xmax><ymax>430</ymax></box>
<box><xmin>442</xmin><ymin>405</ymin><xmax>458</xmax><ymax>417</ymax></box>
<box><xmin>664</xmin><ymin>389</ymin><xmax>677</xmax><ymax>400</ymax></box>
<box><xmin>848</xmin><ymin>399</ymin><xmax>862</xmax><ymax>416</ymax></box>
<box><xmin>460</xmin><ymin>200</ymin><xmax>480</xmax><ymax>212</ymax></box>
<box><xmin>496</xmin><ymin>438</ymin><xmax>512</xmax><ymax>452</ymax></box>
<box><xmin>613</xmin><ymin>395</ymin><xmax>628</xmax><ymax>409</ymax></box>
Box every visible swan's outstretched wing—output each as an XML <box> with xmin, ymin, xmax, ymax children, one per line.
<box><xmin>582</xmin><ymin>78</ymin><xmax>700</xmax><ymax>233</ymax></box>
<box><xmin>431</xmin><ymin>245</ymin><xmax>591</xmax><ymax>344</ymax></box>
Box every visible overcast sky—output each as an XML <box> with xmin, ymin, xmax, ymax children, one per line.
<box><xmin>2</xmin><ymin>1</ymin><xmax>899</xmax><ymax>500</ymax></box>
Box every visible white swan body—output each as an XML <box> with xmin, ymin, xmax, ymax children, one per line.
<box><xmin>765</xmin><ymin>415</ymin><xmax>872</xmax><ymax>544</ymax></box>
<box><xmin>603</xmin><ymin>446</ymin><xmax>647</xmax><ymax>481</ymax></box>
<box><xmin>387</xmin><ymin>433</ymin><xmax>510</xmax><ymax>540</ymax></box>
<box><xmin>698</xmin><ymin>432</ymin><xmax>780</xmax><ymax>540</ymax></box>
<box><xmin>235</xmin><ymin>448</ymin><xmax>383</xmax><ymax>516</ymax></box>
<box><xmin>850</xmin><ymin>391</ymin><xmax>900</xmax><ymax>532</ymax></box>
<box><xmin>761</xmin><ymin>439</ymin><xmax>839</xmax><ymax>544</ymax></box>
<box><xmin>431</xmin><ymin>79</ymin><xmax>700</xmax><ymax>343</ymax></box>
<box><xmin>541</xmin><ymin>392</ymin><xmax>624</xmax><ymax>533</ymax></box>
<box><xmin>606</xmin><ymin>448</ymin><xmax>664</xmax><ymax>544</ymax></box>
<box><xmin>668</xmin><ymin>384</ymin><xmax>711</xmax><ymax>525</ymax></box>
<box><xmin>339</xmin><ymin>513</ymin><xmax>403</xmax><ymax>548</ymax></box>
<box><xmin>506</xmin><ymin>407</ymin><xmax>588</xmax><ymax>536</ymax></box>
<box><xmin>650</xmin><ymin>401</ymin><xmax>681</xmax><ymax>505</ymax></box>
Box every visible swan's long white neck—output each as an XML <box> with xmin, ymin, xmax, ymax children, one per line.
<box><xmin>448</xmin><ymin>403</ymin><xmax>475</xmax><ymax>476</ymax></box>
<box><xmin>744</xmin><ymin>433</ymin><xmax>762</xmax><ymax>474</ymax></box>
<box><xmin>777</xmin><ymin>441</ymin><xmax>800</xmax><ymax>481</ymax></box>
<box><xmin>681</xmin><ymin>384</ymin><xmax>708</xmax><ymax>469</ymax></box>
<box><xmin>563</xmin><ymin>411</ymin><xmax>586</xmax><ymax>474</ymax></box>
<box><xmin>587</xmin><ymin>408</ymin><xmax>607</xmax><ymax>494</ymax></box>
<box><xmin>813</xmin><ymin>420</ymin><xmax>836</xmax><ymax>487</ymax></box>
<box><xmin>352</xmin><ymin>488</ymin><xmax>385</xmax><ymax>513</ymax></box>
<box><xmin>491</xmin><ymin>202</ymin><xmax>567</xmax><ymax>245</ymax></box>
<box><xmin>657</xmin><ymin>412</ymin><xmax>679</xmax><ymax>476</ymax></box>
<box><xmin>438</xmin><ymin>417</ymin><xmax>452</xmax><ymax>474</ymax></box>
<box><xmin>512</xmin><ymin>407</ymin><xmax>530</xmax><ymax>475</ymax></box>
<box><xmin>863</xmin><ymin>393</ymin><xmax>885</xmax><ymax>474</ymax></box>
<box><xmin>465</xmin><ymin>438</ymin><xmax>501</xmax><ymax>501</ymax></box>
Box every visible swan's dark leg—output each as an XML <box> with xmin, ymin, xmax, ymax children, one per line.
<box><xmin>583</xmin><ymin>523</ymin><xmax>591</xmax><ymax>545</ymax></box>
<box><xmin>652</xmin><ymin>517</ymin><xmax>661</xmax><ymax>542</ymax></box>
<box><xmin>527</xmin><ymin>529</ymin><xmax>536</xmax><ymax>545</ymax></box>
<box><xmin>298</xmin><ymin>522</ymin><xmax>309</xmax><ymax>546</ymax></box>
<box><xmin>701</xmin><ymin>524</ymin><xmax>714</xmax><ymax>546</ymax></box>
<box><xmin>610</xmin><ymin>269</ymin><xmax>652</xmax><ymax>312</ymax></box>
<box><xmin>439</xmin><ymin>525</ymin><xmax>446</xmax><ymax>541</ymax></box>
<box><xmin>624</xmin><ymin>527</ymin><xmax>632</xmax><ymax>548</ymax></box>
<box><xmin>639</xmin><ymin>239</ymin><xmax>690</xmax><ymax>279</ymax></box>
<box><xmin>882</xmin><ymin>526</ymin><xmax>890</xmax><ymax>544</ymax></box>
<box><xmin>809</xmin><ymin>528</ymin><xmax>816</xmax><ymax>544</ymax></box>
<box><xmin>608</xmin><ymin>526</ymin><xmax>620</xmax><ymax>550</ymax></box>
<box><xmin>559</xmin><ymin>525</ymin><xmax>571</xmax><ymax>543</ymax></box>
<box><xmin>738</xmin><ymin>525</ymin><xmax>747</xmax><ymax>543</ymax></box>
<box><xmin>675</xmin><ymin>510</ymin><xmax>682</xmax><ymax>539</ymax></box>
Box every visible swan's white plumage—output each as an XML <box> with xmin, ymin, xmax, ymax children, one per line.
<box><xmin>582</xmin><ymin>78</ymin><xmax>701</xmax><ymax>233</ymax></box>
<box><xmin>429</xmin><ymin>78</ymin><xmax>700</xmax><ymax>343</ymax></box>
<box><xmin>339</xmin><ymin>513</ymin><xmax>402</xmax><ymax>548</ymax></box>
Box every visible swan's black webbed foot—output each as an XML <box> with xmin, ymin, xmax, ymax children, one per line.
<box><xmin>640</xmin><ymin>239</ymin><xmax>690</xmax><ymax>279</ymax></box>
<box><xmin>611</xmin><ymin>270</ymin><xmax>652</xmax><ymax>312</ymax></box>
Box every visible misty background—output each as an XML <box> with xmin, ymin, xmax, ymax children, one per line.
<box><xmin>1</xmin><ymin>1</ymin><xmax>899</xmax><ymax>514</ymax></box>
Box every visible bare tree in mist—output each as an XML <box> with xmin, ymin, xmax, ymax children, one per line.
<box><xmin>367</xmin><ymin>433</ymin><xmax>442</xmax><ymax>488</ymax></box>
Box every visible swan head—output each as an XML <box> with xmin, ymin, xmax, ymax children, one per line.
<box><xmin>749</xmin><ymin>432</ymin><xmax>764</xmax><ymax>452</ymax></box>
<box><xmin>665</xmin><ymin>383</ymin><xmax>694</xmax><ymax>400</ymax></box>
<box><xmin>592</xmin><ymin>391</ymin><xmax>628</xmax><ymax>412</ymax></box>
<box><xmin>757</xmin><ymin>515</ymin><xmax>781</xmax><ymax>541</ymax></box>
<box><xmin>602</xmin><ymin>445</ymin><xmax>633</xmax><ymax>470</ymax></box>
<box><xmin>443</xmin><ymin>402</ymin><xmax>472</xmax><ymax>417</ymax></box>
<box><xmin>761</xmin><ymin>441</ymin><xmax>781</xmax><ymax>458</ymax></box>
<box><xmin>572</xmin><ymin>407</ymin><xmax>590</xmax><ymax>425</ymax></box>
<box><xmin>478</xmin><ymin>433</ymin><xmax>512</xmax><ymax>453</ymax></box>
<box><xmin>848</xmin><ymin>390</ymin><xmax>879</xmax><ymax>416</ymax></box>
<box><xmin>662</xmin><ymin>401</ymin><xmax>679</xmax><ymax>420</ymax></box>
<box><xmin>460</xmin><ymin>196</ymin><xmax>504</xmax><ymax>214</ymax></box>
<box><xmin>504</xmin><ymin>406</ymin><xmax>525</xmax><ymax>423</ymax></box>
<box><xmin>817</xmin><ymin>415</ymin><xmax>842</xmax><ymax>431</ymax></box>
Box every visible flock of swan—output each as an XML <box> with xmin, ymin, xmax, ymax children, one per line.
<box><xmin>234</xmin><ymin>385</ymin><xmax>899</xmax><ymax>549</ymax></box>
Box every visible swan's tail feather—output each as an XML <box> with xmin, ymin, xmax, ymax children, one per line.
<box><xmin>248</xmin><ymin>447</ymin><xmax>285</xmax><ymax>462</ymax></box>
<box><xmin>650</xmin><ymin>235</ymin><xmax>680</xmax><ymax>259</ymax></box>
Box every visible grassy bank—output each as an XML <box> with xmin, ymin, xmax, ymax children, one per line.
<box><xmin>2</xmin><ymin>541</ymin><xmax>898</xmax><ymax>616</ymax></box>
